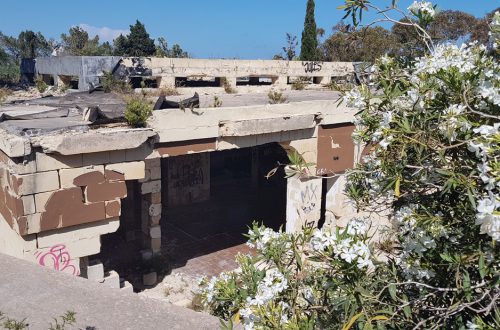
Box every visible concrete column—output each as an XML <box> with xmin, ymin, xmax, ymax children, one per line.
<box><xmin>285</xmin><ymin>174</ymin><xmax>322</xmax><ymax>233</ymax></box>
<box><xmin>139</xmin><ymin>158</ymin><xmax>162</xmax><ymax>255</ymax></box>
<box><xmin>221</xmin><ymin>77</ymin><xmax>237</xmax><ymax>90</ymax></box>
<box><xmin>272</xmin><ymin>76</ymin><xmax>288</xmax><ymax>87</ymax></box>
<box><xmin>52</xmin><ymin>75</ymin><xmax>60</xmax><ymax>86</ymax></box>
<box><xmin>158</xmin><ymin>76</ymin><xmax>176</xmax><ymax>88</ymax></box>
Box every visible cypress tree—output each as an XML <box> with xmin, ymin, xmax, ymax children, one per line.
<box><xmin>300</xmin><ymin>0</ymin><xmax>318</xmax><ymax>61</ymax></box>
<box><xmin>126</xmin><ymin>20</ymin><xmax>156</xmax><ymax>56</ymax></box>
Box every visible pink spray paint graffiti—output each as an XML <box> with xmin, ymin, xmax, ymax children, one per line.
<box><xmin>34</xmin><ymin>244</ymin><xmax>80</xmax><ymax>276</ymax></box>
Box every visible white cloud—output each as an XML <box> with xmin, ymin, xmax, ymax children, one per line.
<box><xmin>78</xmin><ymin>23</ymin><xmax>129</xmax><ymax>43</ymax></box>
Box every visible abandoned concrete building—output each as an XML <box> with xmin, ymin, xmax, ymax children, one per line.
<box><xmin>0</xmin><ymin>57</ymin><xmax>366</xmax><ymax>291</ymax></box>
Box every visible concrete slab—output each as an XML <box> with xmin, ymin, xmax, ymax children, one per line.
<box><xmin>0</xmin><ymin>253</ymin><xmax>220</xmax><ymax>330</ymax></box>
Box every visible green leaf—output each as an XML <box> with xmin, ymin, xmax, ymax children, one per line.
<box><xmin>479</xmin><ymin>254</ymin><xmax>486</xmax><ymax>279</ymax></box>
<box><xmin>388</xmin><ymin>284</ymin><xmax>397</xmax><ymax>301</ymax></box>
<box><xmin>294</xmin><ymin>248</ymin><xmax>303</xmax><ymax>271</ymax></box>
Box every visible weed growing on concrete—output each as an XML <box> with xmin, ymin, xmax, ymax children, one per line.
<box><xmin>101</xmin><ymin>71</ymin><xmax>131</xmax><ymax>94</ymax></box>
<box><xmin>210</xmin><ymin>96</ymin><xmax>223</xmax><ymax>108</ymax></box>
<box><xmin>58</xmin><ymin>83</ymin><xmax>69</xmax><ymax>94</ymax></box>
<box><xmin>0</xmin><ymin>311</ymin><xmax>28</xmax><ymax>330</ymax></box>
<box><xmin>124</xmin><ymin>97</ymin><xmax>153</xmax><ymax>128</ymax></box>
<box><xmin>291</xmin><ymin>77</ymin><xmax>308</xmax><ymax>90</ymax></box>
<box><xmin>221</xmin><ymin>78</ymin><xmax>236</xmax><ymax>94</ymax></box>
<box><xmin>158</xmin><ymin>86</ymin><xmax>180</xmax><ymax>96</ymax></box>
<box><xmin>267</xmin><ymin>90</ymin><xmax>287</xmax><ymax>104</ymax></box>
<box><xmin>49</xmin><ymin>311</ymin><xmax>76</xmax><ymax>330</ymax></box>
<box><xmin>35</xmin><ymin>77</ymin><xmax>48</xmax><ymax>93</ymax></box>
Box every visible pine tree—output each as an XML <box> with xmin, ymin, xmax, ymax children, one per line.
<box><xmin>113</xmin><ymin>34</ymin><xmax>129</xmax><ymax>56</ymax></box>
<box><xmin>300</xmin><ymin>0</ymin><xmax>318</xmax><ymax>61</ymax></box>
<box><xmin>126</xmin><ymin>20</ymin><xmax>156</xmax><ymax>56</ymax></box>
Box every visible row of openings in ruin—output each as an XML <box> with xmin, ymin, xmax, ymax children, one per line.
<box><xmin>97</xmin><ymin>143</ymin><xmax>290</xmax><ymax>287</ymax></box>
<box><xmin>129</xmin><ymin>76</ymin><xmax>335</xmax><ymax>88</ymax></box>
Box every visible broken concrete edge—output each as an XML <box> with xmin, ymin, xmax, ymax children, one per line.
<box><xmin>149</xmin><ymin>99</ymin><xmax>356</xmax><ymax>143</ymax></box>
<box><xmin>0</xmin><ymin>129</ymin><xmax>31</xmax><ymax>158</ymax></box>
<box><xmin>30</xmin><ymin>128</ymin><xmax>157</xmax><ymax>156</ymax></box>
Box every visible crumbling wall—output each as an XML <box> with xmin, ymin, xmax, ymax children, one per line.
<box><xmin>0</xmin><ymin>147</ymin><xmax>154</xmax><ymax>274</ymax></box>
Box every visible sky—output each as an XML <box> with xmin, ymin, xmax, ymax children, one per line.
<box><xmin>1</xmin><ymin>1</ymin><xmax>498</xmax><ymax>59</ymax></box>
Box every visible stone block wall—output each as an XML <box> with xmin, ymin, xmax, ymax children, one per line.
<box><xmin>139</xmin><ymin>158</ymin><xmax>162</xmax><ymax>254</ymax></box>
<box><xmin>0</xmin><ymin>148</ymin><xmax>155</xmax><ymax>274</ymax></box>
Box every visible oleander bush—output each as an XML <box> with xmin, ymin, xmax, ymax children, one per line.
<box><xmin>199</xmin><ymin>2</ymin><xmax>500</xmax><ymax>329</ymax></box>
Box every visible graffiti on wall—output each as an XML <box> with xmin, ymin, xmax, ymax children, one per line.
<box><xmin>34</xmin><ymin>244</ymin><xmax>80</xmax><ymax>276</ymax></box>
<box><xmin>167</xmin><ymin>153</ymin><xmax>210</xmax><ymax>207</ymax></box>
<box><xmin>302</xmin><ymin>61</ymin><xmax>323</xmax><ymax>73</ymax></box>
<box><xmin>300</xmin><ymin>183</ymin><xmax>318</xmax><ymax>214</ymax></box>
<box><xmin>286</xmin><ymin>177</ymin><xmax>322</xmax><ymax>232</ymax></box>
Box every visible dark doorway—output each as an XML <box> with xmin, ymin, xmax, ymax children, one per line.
<box><xmin>161</xmin><ymin>143</ymin><xmax>289</xmax><ymax>276</ymax></box>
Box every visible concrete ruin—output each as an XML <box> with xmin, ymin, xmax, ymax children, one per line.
<box><xmin>33</xmin><ymin>56</ymin><xmax>354</xmax><ymax>91</ymax></box>
<box><xmin>1</xmin><ymin>57</ymin><xmax>366</xmax><ymax>290</ymax></box>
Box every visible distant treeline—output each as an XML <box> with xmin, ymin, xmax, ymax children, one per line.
<box><xmin>274</xmin><ymin>8</ymin><xmax>499</xmax><ymax>62</ymax></box>
<box><xmin>0</xmin><ymin>20</ymin><xmax>188</xmax><ymax>83</ymax></box>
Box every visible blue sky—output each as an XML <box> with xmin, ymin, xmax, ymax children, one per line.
<box><xmin>1</xmin><ymin>1</ymin><xmax>498</xmax><ymax>59</ymax></box>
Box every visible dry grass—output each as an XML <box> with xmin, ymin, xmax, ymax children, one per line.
<box><xmin>0</xmin><ymin>87</ymin><xmax>13</xmax><ymax>104</ymax></box>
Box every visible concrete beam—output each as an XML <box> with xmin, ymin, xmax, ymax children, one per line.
<box><xmin>33</xmin><ymin>128</ymin><xmax>156</xmax><ymax>155</ymax></box>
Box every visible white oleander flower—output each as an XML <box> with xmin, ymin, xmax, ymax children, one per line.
<box><xmin>408</xmin><ymin>1</ymin><xmax>436</xmax><ymax>18</ymax></box>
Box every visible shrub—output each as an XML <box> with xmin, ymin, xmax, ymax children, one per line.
<box><xmin>210</xmin><ymin>96</ymin><xmax>223</xmax><ymax>108</ymax></box>
<box><xmin>101</xmin><ymin>71</ymin><xmax>131</xmax><ymax>94</ymax></box>
<box><xmin>267</xmin><ymin>90</ymin><xmax>287</xmax><ymax>104</ymax></box>
<box><xmin>221</xmin><ymin>78</ymin><xmax>237</xmax><ymax>94</ymax></box>
<box><xmin>291</xmin><ymin>77</ymin><xmax>308</xmax><ymax>90</ymax></box>
<box><xmin>200</xmin><ymin>4</ymin><xmax>500</xmax><ymax>330</ymax></box>
<box><xmin>0</xmin><ymin>87</ymin><xmax>12</xmax><ymax>104</ymax></box>
<box><xmin>124</xmin><ymin>97</ymin><xmax>153</xmax><ymax>127</ymax></box>
<box><xmin>35</xmin><ymin>77</ymin><xmax>47</xmax><ymax>93</ymax></box>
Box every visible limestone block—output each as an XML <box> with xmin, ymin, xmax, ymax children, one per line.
<box><xmin>145</xmin><ymin>158</ymin><xmax>160</xmax><ymax>170</ymax></box>
<box><xmin>105</xmin><ymin>161</ymin><xmax>145</xmax><ymax>180</ymax></box>
<box><xmin>25</xmin><ymin>213</ymin><xmax>41</xmax><ymax>234</ymax></box>
<box><xmin>150</xmin><ymin>238</ymin><xmax>161</xmax><ymax>253</ymax></box>
<box><xmin>150</xmin><ymin>166</ymin><xmax>161</xmax><ymax>180</ymax></box>
<box><xmin>105</xmin><ymin>200</ymin><xmax>121</xmax><ymax>218</ymax></box>
<box><xmin>143</xmin><ymin>272</ymin><xmax>157</xmax><ymax>286</ymax></box>
<box><xmin>109</xmin><ymin>150</ymin><xmax>126</xmax><ymax>163</ymax></box>
<box><xmin>149</xmin><ymin>225</ymin><xmax>161</xmax><ymax>239</ymax></box>
<box><xmin>150</xmin><ymin>192</ymin><xmax>161</xmax><ymax>204</ymax></box>
<box><xmin>14</xmin><ymin>171</ymin><xmax>60</xmax><ymax>196</ymax></box>
<box><xmin>83</xmin><ymin>261</ymin><xmax>104</xmax><ymax>281</ymax></box>
<box><xmin>138</xmin><ymin>169</ymin><xmax>151</xmax><ymax>183</ymax></box>
<box><xmin>84</xmin><ymin>180</ymin><xmax>127</xmax><ymax>203</ymax></box>
<box><xmin>34</xmin><ymin>191</ymin><xmax>52</xmax><ymax>213</ymax></box>
<box><xmin>82</xmin><ymin>152</ymin><xmax>110</xmax><ymax>166</ymax></box>
<box><xmin>36</xmin><ymin>218</ymin><xmax>119</xmax><ymax>249</ymax></box>
<box><xmin>148</xmin><ymin>204</ymin><xmax>161</xmax><ymax>217</ymax></box>
<box><xmin>150</xmin><ymin>215</ymin><xmax>161</xmax><ymax>226</ymax></box>
<box><xmin>59</xmin><ymin>165</ymin><xmax>104</xmax><ymax>188</ymax></box>
<box><xmin>120</xmin><ymin>280</ymin><xmax>134</xmax><ymax>293</ymax></box>
<box><xmin>36</xmin><ymin>153</ymin><xmax>82</xmax><ymax>172</ymax></box>
<box><xmin>21</xmin><ymin>195</ymin><xmax>35</xmax><ymax>215</ymax></box>
<box><xmin>102</xmin><ymin>270</ymin><xmax>120</xmax><ymax>289</ymax></box>
<box><xmin>141</xmin><ymin>180</ymin><xmax>161</xmax><ymax>194</ymax></box>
